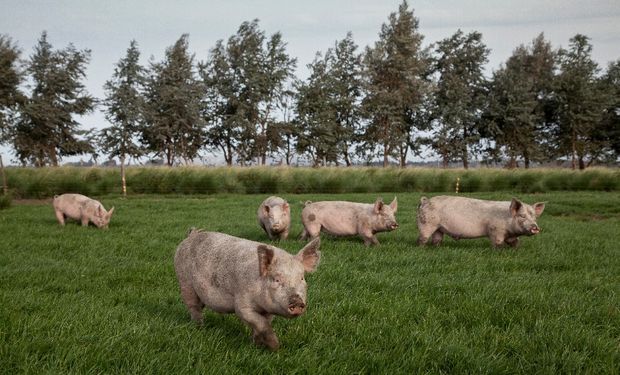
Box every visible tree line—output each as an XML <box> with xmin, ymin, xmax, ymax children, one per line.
<box><xmin>0</xmin><ymin>1</ymin><xmax>618</xmax><ymax>171</ymax></box>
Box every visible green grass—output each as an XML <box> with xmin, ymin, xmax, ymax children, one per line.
<box><xmin>1</xmin><ymin>192</ymin><xmax>619</xmax><ymax>374</ymax></box>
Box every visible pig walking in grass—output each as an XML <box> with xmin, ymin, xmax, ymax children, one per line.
<box><xmin>300</xmin><ymin>197</ymin><xmax>399</xmax><ymax>246</ymax></box>
<box><xmin>416</xmin><ymin>196</ymin><xmax>545</xmax><ymax>248</ymax></box>
<box><xmin>257</xmin><ymin>196</ymin><xmax>290</xmax><ymax>240</ymax></box>
<box><xmin>174</xmin><ymin>229</ymin><xmax>321</xmax><ymax>351</ymax></box>
<box><xmin>53</xmin><ymin>193</ymin><xmax>115</xmax><ymax>229</ymax></box>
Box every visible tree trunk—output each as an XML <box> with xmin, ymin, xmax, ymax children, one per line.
<box><xmin>523</xmin><ymin>148</ymin><xmax>530</xmax><ymax>169</ymax></box>
<box><xmin>578</xmin><ymin>156</ymin><xmax>585</xmax><ymax>170</ymax></box>
<box><xmin>120</xmin><ymin>154</ymin><xmax>127</xmax><ymax>198</ymax></box>
<box><xmin>571</xmin><ymin>128</ymin><xmax>577</xmax><ymax>170</ymax></box>
<box><xmin>0</xmin><ymin>154</ymin><xmax>8</xmax><ymax>195</ymax></box>
<box><xmin>399</xmin><ymin>143</ymin><xmax>408</xmax><ymax>168</ymax></box>
<box><xmin>50</xmin><ymin>147</ymin><xmax>58</xmax><ymax>167</ymax></box>
<box><xmin>343</xmin><ymin>150</ymin><xmax>351</xmax><ymax>167</ymax></box>
<box><xmin>441</xmin><ymin>155</ymin><xmax>450</xmax><ymax>169</ymax></box>
<box><xmin>507</xmin><ymin>155</ymin><xmax>517</xmax><ymax>169</ymax></box>
<box><xmin>166</xmin><ymin>146</ymin><xmax>173</xmax><ymax>166</ymax></box>
<box><xmin>383</xmin><ymin>143</ymin><xmax>389</xmax><ymax>167</ymax></box>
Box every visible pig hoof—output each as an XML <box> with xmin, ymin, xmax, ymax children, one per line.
<box><xmin>254</xmin><ymin>331</ymin><xmax>280</xmax><ymax>351</ymax></box>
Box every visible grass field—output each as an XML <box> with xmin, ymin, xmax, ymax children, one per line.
<box><xmin>1</xmin><ymin>192</ymin><xmax>619</xmax><ymax>374</ymax></box>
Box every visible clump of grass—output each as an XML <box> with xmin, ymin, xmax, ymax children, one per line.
<box><xmin>0</xmin><ymin>193</ymin><xmax>11</xmax><ymax>209</ymax></box>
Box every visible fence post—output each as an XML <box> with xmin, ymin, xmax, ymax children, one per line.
<box><xmin>0</xmin><ymin>154</ymin><xmax>7</xmax><ymax>195</ymax></box>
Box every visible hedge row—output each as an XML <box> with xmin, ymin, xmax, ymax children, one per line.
<box><xmin>4</xmin><ymin>166</ymin><xmax>619</xmax><ymax>198</ymax></box>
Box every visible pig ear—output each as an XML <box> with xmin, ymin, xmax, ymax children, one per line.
<box><xmin>107</xmin><ymin>207</ymin><xmax>115</xmax><ymax>217</ymax></box>
<box><xmin>389</xmin><ymin>197</ymin><xmax>398</xmax><ymax>213</ymax></box>
<box><xmin>374</xmin><ymin>198</ymin><xmax>384</xmax><ymax>213</ymax></box>
<box><xmin>510</xmin><ymin>198</ymin><xmax>522</xmax><ymax>217</ymax></box>
<box><xmin>257</xmin><ymin>245</ymin><xmax>275</xmax><ymax>277</ymax></box>
<box><xmin>97</xmin><ymin>206</ymin><xmax>104</xmax><ymax>217</ymax></box>
<box><xmin>533</xmin><ymin>202</ymin><xmax>545</xmax><ymax>217</ymax></box>
<box><xmin>282</xmin><ymin>202</ymin><xmax>289</xmax><ymax>212</ymax></box>
<box><xmin>297</xmin><ymin>237</ymin><xmax>321</xmax><ymax>273</ymax></box>
<box><xmin>263</xmin><ymin>205</ymin><xmax>270</xmax><ymax>214</ymax></box>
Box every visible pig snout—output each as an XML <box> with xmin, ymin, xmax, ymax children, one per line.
<box><xmin>287</xmin><ymin>295</ymin><xmax>306</xmax><ymax>317</ymax></box>
<box><xmin>530</xmin><ymin>224</ymin><xmax>541</xmax><ymax>235</ymax></box>
<box><xmin>271</xmin><ymin>221</ymin><xmax>283</xmax><ymax>231</ymax></box>
<box><xmin>387</xmin><ymin>221</ymin><xmax>399</xmax><ymax>230</ymax></box>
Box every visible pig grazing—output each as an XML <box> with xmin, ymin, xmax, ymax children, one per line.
<box><xmin>417</xmin><ymin>195</ymin><xmax>545</xmax><ymax>248</ymax></box>
<box><xmin>300</xmin><ymin>197</ymin><xmax>399</xmax><ymax>246</ymax></box>
<box><xmin>53</xmin><ymin>193</ymin><xmax>115</xmax><ymax>229</ymax></box>
<box><xmin>174</xmin><ymin>229</ymin><xmax>321</xmax><ymax>351</ymax></box>
<box><xmin>257</xmin><ymin>196</ymin><xmax>290</xmax><ymax>240</ymax></box>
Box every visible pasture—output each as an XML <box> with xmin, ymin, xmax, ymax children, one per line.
<box><xmin>1</xmin><ymin>191</ymin><xmax>619</xmax><ymax>374</ymax></box>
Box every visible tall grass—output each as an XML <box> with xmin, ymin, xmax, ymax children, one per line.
<box><xmin>4</xmin><ymin>166</ymin><xmax>620</xmax><ymax>198</ymax></box>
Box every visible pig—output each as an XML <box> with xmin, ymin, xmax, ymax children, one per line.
<box><xmin>53</xmin><ymin>193</ymin><xmax>115</xmax><ymax>229</ymax></box>
<box><xmin>416</xmin><ymin>195</ymin><xmax>545</xmax><ymax>248</ymax></box>
<box><xmin>257</xmin><ymin>196</ymin><xmax>290</xmax><ymax>240</ymax></box>
<box><xmin>174</xmin><ymin>229</ymin><xmax>321</xmax><ymax>351</ymax></box>
<box><xmin>300</xmin><ymin>197</ymin><xmax>399</xmax><ymax>246</ymax></box>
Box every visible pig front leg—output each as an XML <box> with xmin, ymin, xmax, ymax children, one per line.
<box><xmin>236</xmin><ymin>307</ymin><xmax>279</xmax><ymax>351</ymax></box>
<box><xmin>359</xmin><ymin>228</ymin><xmax>379</xmax><ymax>246</ymax></box>
<box><xmin>279</xmin><ymin>229</ymin><xmax>289</xmax><ymax>241</ymax></box>
<box><xmin>81</xmin><ymin>216</ymin><xmax>90</xmax><ymax>227</ymax></box>
<box><xmin>505</xmin><ymin>237</ymin><xmax>520</xmax><ymax>248</ymax></box>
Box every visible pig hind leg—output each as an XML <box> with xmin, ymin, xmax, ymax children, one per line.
<box><xmin>54</xmin><ymin>210</ymin><xmax>66</xmax><ymax>225</ymax></box>
<box><xmin>300</xmin><ymin>221</ymin><xmax>321</xmax><ymax>240</ymax></box>
<box><xmin>417</xmin><ymin>224</ymin><xmax>439</xmax><ymax>246</ymax></box>
<box><xmin>179</xmin><ymin>283</ymin><xmax>204</xmax><ymax>323</ymax></box>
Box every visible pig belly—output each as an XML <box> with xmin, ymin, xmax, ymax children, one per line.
<box><xmin>319</xmin><ymin>216</ymin><xmax>358</xmax><ymax>236</ymax></box>
<box><xmin>440</xmin><ymin>217</ymin><xmax>488</xmax><ymax>239</ymax></box>
<box><xmin>59</xmin><ymin>206</ymin><xmax>83</xmax><ymax>221</ymax></box>
<box><xmin>193</xmin><ymin>277</ymin><xmax>235</xmax><ymax>314</ymax></box>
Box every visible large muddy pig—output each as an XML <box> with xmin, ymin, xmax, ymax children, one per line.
<box><xmin>174</xmin><ymin>229</ymin><xmax>321</xmax><ymax>351</ymax></box>
<box><xmin>416</xmin><ymin>195</ymin><xmax>545</xmax><ymax>248</ymax></box>
<box><xmin>53</xmin><ymin>193</ymin><xmax>115</xmax><ymax>229</ymax></box>
<box><xmin>300</xmin><ymin>197</ymin><xmax>399</xmax><ymax>246</ymax></box>
<box><xmin>257</xmin><ymin>196</ymin><xmax>290</xmax><ymax>240</ymax></box>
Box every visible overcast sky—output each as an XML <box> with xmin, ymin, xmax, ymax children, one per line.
<box><xmin>1</xmin><ymin>0</ymin><xmax>619</xmax><ymax>164</ymax></box>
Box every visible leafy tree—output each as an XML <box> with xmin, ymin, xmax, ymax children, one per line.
<box><xmin>361</xmin><ymin>0</ymin><xmax>432</xmax><ymax>167</ymax></box>
<box><xmin>431</xmin><ymin>30</ymin><xmax>489</xmax><ymax>168</ymax></box>
<box><xmin>0</xmin><ymin>34</ymin><xmax>24</xmax><ymax>141</ymax></box>
<box><xmin>295</xmin><ymin>33</ymin><xmax>363</xmax><ymax>166</ymax></box>
<box><xmin>295</xmin><ymin>53</ymin><xmax>339</xmax><ymax>166</ymax></box>
<box><xmin>484</xmin><ymin>34</ymin><xmax>556</xmax><ymax>168</ymax></box>
<box><xmin>599</xmin><ymin>60</ymin><xmax>620</xmax><ymax>160</ymax></box>
<box><xmin>142</xmin><ymin>34</ymin><xmax>204</xmax><ymax>166</ymax></box>
<box><xmin>200</xmin><ymin>40</ymin><xmax>239</xmax><ymax>166</ymax></box>
<box><xmin>201</xmin><ymin>20</ymin><xmax>295</xmax><ymax>165</ymax></box>
<box><xmin>255</xmin><ymin>30</ymin><xmax>297</xmax><ymax>164</ymax></box>
<box><xmin>12</xmin><ymin>32</ymin><xmax>95</xmax><ymax>166</ymax></box>
<box><xmin>100</xmin><ymin>40</ymin><xmax>146</xmax><ymax>195</ymax></box>
<box><xmin>327</xmin><ymin>33</ymin><xmax>363</xmax><ymax>166</ymax></box>
<box><xmin>554</xmin><ymin>34</ymin><xmax>611</xmax><ymax>169</ymax></box>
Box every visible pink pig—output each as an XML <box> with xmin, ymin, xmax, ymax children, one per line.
<box><xmin>53</xmin><ymin>193</ymin><xmax>115</xmax><ymax>229</ymax></box>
